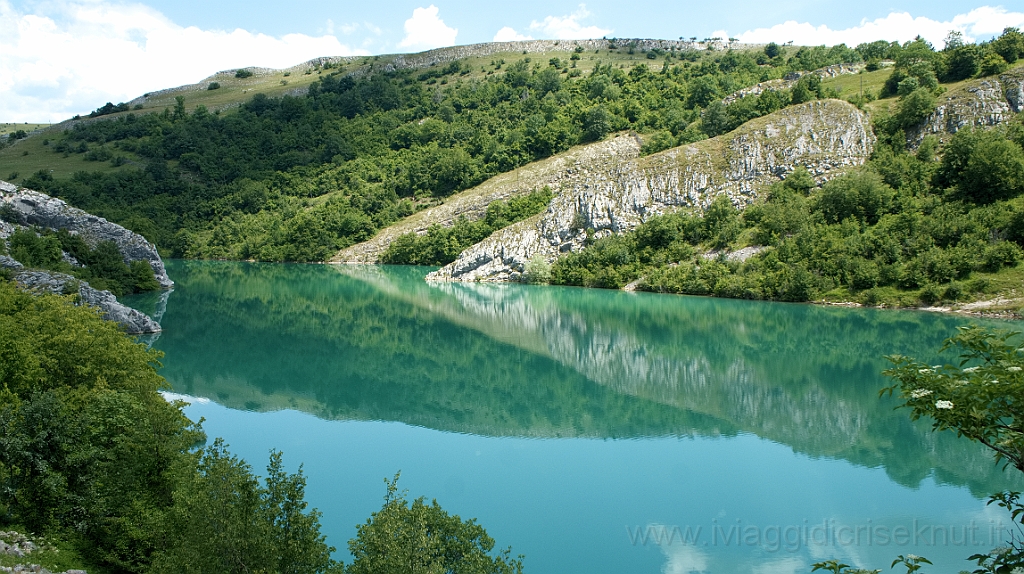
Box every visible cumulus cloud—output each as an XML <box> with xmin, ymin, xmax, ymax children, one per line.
<box><xmin>0</xmin><ymin>0</ymin><xmax>368</xmax><ymax>122</ymax></box>
<box><xmin>718</xmin><ymin>6</ymin><xmax>1024</xmax><ymax>49</ymax></box>
<box><xmin>528</xmin><ymin>4</ymin><xmax>611</xmax><ymax>40</ymax></box>
<box><xmin>397</xmin><ymin>5</ymin><xmax>457</xmax><ymax>51</ymax></box>
<box><xmin>493</xmin><ymin>26</ymin><xmax>533</xmax><ymax>42</ymax></box>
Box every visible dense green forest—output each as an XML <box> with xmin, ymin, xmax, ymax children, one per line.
<box><xmin>12</xmin><ymin>40</ymin><xmax>880</xmax><ymax>262</ymax></box>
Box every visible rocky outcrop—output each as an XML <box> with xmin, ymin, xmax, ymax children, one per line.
<box><xmin>906</xmin><ymin>67</ymin><xmax>1024</xmax><ymax>148</ymax></box>
<box><xmin>331</xmin><ymin>133</ymin><xmax>644</xmax><ymax>263</ymax></box>
<box><xmin>0</xmin><ymin>181</ymin><xmax>172</xmax><ymax>288</ymax></box>
<box><xmin>722</xmin><ymin>63</ymin><xmax>864</xmax><ymax>105</ymax></box>
<box><xmin>12</xmin><ymin>270</ymin><xmax>161</xmax><ymax>334</ymax></box>
<box><xmin>1</xmin><ymin>181</ymin><xmax>167</xmax><ymax>333</ymax></box>
<box><xmin>0</xmin><ymin>530</ymin><xmax>87</xmax><ymax>574</ymax></box>
<box><xmin>428</xmin><ymin>99</ymin><xmax>874</xmax><ymax>282</ymax></box>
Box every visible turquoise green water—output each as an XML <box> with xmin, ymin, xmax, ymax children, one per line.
<box><xmin>125</xmin><ymin>261</ymin><xmax>1024</xmax><ymax>573</ymax></box>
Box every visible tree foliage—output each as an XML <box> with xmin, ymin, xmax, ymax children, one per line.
<box><xmin>381</xmin><ymin>187</ymin><xmax>553</xmax><ymax>266</ymax></box>
<box><xmin>0</xmin><ymin>281</ymin><xmax>340</xmax><ymax>573</ymax></box>
<box><xmin>882</xmin><ymin>326</ymin><xmax>1024</xmax><ymax>573</ymax></box>
<box><xmin>347</xmin><ymin>474</ymin><xmax>523</xmax><ymax>574</ymax></box>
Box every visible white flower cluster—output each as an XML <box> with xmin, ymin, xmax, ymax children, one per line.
<box><xmin>918</xmin><ymin>368</ymin><xmax>933</xmax><ymax>374</ymax></box>
<box><xmin>911</xmin><ymin>389</ymin><xmax>933</xmax><ymax>398</ymax></box>
<box><xmin>1008</xmin><ymin>366</ymin><xmax>1022</xmax><ymax>372</ymax></box>
<box><xmin>963</xmin><ymin>366</ymin><xmax>980</xmax><ymax>373</ymax></box>
<box><xmin>935</xmin><ymin>400</ymin><xmax>954</xmax><ymax>410</ymax></box>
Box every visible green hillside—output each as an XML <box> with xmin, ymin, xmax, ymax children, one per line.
<box><xmin>1</xmin><ymin>32</ymin><xmax>1023</xmax><ymax>313</ymax></box>
<box><xmin>0</xmin><ymin>38</ymin><xmax>862</xmax><ymax>261</ymax></box>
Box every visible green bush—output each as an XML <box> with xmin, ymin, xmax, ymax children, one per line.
<box><xmin>381</xmin><ymin>188</ymin><xmax>553</xmax><ymax>266</ymax></box>
<box><xmin>937</xmin><ymin>128</ymin><xmax>1024</xmax><ymax>203</ymax></box>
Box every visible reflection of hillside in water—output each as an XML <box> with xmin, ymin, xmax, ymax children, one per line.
<box><xmin>340</xmin><ymin>265</ymin><xmax>1024</xmax><ymax>496</ymax></box>
<box><xmin>150</xmin><ymin>261</ymin><xmax>729</xmax><ymax>441</ymax></box>
<box><xmin>146</xmin><ymin>261</ymin><xmax>1023</xmax><ymax>496</ymax></box>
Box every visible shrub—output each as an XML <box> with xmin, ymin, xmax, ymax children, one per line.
<box><xmin>522</xmin><ymin>254</ymin><xmax>551</xmax><ymax>284</ymax></box>
<box><xmin>235</xmin><ymin>69</ymin><xmax>253</xmax><ymax>79</ymax></box>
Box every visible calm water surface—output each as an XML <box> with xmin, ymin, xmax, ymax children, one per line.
<box><xmin>125</xmin><ymin>261</ymin><xmax>1024</xmax><ymax>574</ymax></box>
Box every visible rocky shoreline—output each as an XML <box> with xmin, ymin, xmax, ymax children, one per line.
<box><xmin>0</xmin><ymin>181</ymin><xmax>168</xmax><ymax>333</ymax></box>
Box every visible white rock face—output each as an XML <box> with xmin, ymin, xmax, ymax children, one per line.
<box><xmin>428</xmin><ymin>99</ymin><xmax>875</xmax><ymax>283</ymax></box>
<box><xmin>0</xmin><ymin>182</ymin><xmax>172</xmax><ymax>288</ymax></box>
<box><xmin>11</xmin><ymin>270</ymin><xmax>162</xmax><ymax>334</ymax></box>
<box><xmin>1</xmin><ymin>181</ymin><xmax>169</xmax><ymax>333</ymax></box>
<box><xmin>906</xmin><ymin>68</ymin><xmax>1024</xmax><ymax>148</ymax></box>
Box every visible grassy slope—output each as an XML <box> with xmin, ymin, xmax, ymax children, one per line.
<box><xmin>0</xmin><ymin>40</ymin><xmax>766</xmax><ymax>185</ymax></box>
<box><xmin>0</xmin><ymin>122</ymin><xmax>52</xmax><ymax>135</ymax></box>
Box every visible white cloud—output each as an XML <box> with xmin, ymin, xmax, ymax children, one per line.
<box><xmin>493</xmin><ymin>26</ymin><xmax>533</xmax><ymax>42</ymax></box>
<box><xmin>528</xmin><ymin>3</ymin><xmax>611</xmax><ymax>40</ymax></box>
<box><xmin>338</xmin><ymin>21</ymin><xmax>382</xmax><ymax>36</ymax></box>
<box><xmin>0</xmin><ymin>0</ymin><xmax>369</xmax><ymax>122</ymax></box>
<box><xmin>397</xmin><ymin>5</ymin><xmax>457</xmax><ymax>51</ymax></box>
<box><xmin>722</xmin><ymin>6</ymin><xmax>1024</xmax><ymax>49</ymax></box>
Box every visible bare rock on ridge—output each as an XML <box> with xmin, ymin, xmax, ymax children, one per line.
<box><xmin>427</xmin><ymin>99</ymin><xmax>875</xmax><ymax>283</ymax></box>
<box><xmin>11</xmin><ymin>270</ymin><xmax>162</xmax><ymax>334</ymax></box>
<box><xmin>905</xmin><ymin>67</ymin><xmax>1024</xmax><ymax>148</ymax></box>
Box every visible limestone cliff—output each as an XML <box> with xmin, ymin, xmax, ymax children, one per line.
<box><xmin>7</xmin><ymin>268</ymin><xmax>162</xmax><ymax>334</ymax></box>
<box><xmin>0</xmin><ymin>181</ymin><xmax>172</xmax><ymax>288</ymax></box>
<box><xmin>427</xmin><ymin>99</ymin><xmax>874</xmax><ymax>282</ymax></box>
<box><xmin>906</xmin><ymin>66</ymin><xmax>1024</xmax><ymax>148</ymax></box>
<box><xmin>330</xmin><ymin>133</ymin><xmax>644</xmax><ymax>263</ymax></box>
<box><xmin>0</xmin><ymin>181</ymin><xmax>168</xmax><ymax>333</ymax></box>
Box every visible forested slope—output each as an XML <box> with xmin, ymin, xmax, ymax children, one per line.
<box><xmin>0</xmin><ymin>39</ymin><xmax>867</xmax><ymax>262</ymax></box>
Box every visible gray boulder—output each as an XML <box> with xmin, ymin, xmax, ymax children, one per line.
<box><xmin>13</xmin><ymin>270</ymin><xmax>161</xmax><ymax>334</ymax></box>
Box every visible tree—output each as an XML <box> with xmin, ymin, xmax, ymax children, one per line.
<box><xmin>992</xmin><ymin>27</ymin><xmax>1024</xmax><ymax>64</ymax></box>
<box><xmin>895</xmin><ymin>87</ymin><xmax>936</xmax><ymax>129</ymax></box>
<box><xmin>347</xmin><ymin>474</ymin><xmax>523</xmax><ymax>574</ymax></box>
<box><xmin>582</xmin><ymin>105</ymin><xmax>612</xmax><ymax>142</ymax></box>
<box><xmin>815</xmin><ymin>170</ymin><xmax>894</xmax><ymax>224</ymax></box>
<box><xmin>151</xmin><ymin>442</ymin><xmax>341</xmax><ymax>574</ymax></box>
<box><xmin>882</xmin><ymin>326</ymin><xmax>1024</xmax><ymax>572</ymax></box>
<box><xmin>941</xmin><ymin>44</ymin><xmax>981</xmax><ymax>82</ymax></box>
<box><xmin>700</xmin><ymin>101</ymin><xmax>729</xmax><ymax>137</ymax></box>
<box><xmin>936</xmin><ymin>128</ymin><xmax>1024</xmax><ymax>203</ymax></box>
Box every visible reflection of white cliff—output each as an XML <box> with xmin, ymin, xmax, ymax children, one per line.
<box><xmin>340</xmin><ymin>266</ymin><xmax>869</xmax><ymax>451</ymax></box>
<box><xmin>431</xmin><ymin>280</ymin><xmax>873</xmax><ymax>449</ymax></box>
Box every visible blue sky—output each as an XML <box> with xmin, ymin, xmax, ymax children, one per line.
<box><xmin>1</xmin><ymin>0</ymin><xmax>1022</xmax><ymax>122</ymax></box>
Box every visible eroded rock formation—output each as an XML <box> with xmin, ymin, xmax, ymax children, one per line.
<box><xmin>427</xmin><ymin>99</ymin><xmax>875</xmax><ymax>282</ymax></box>
<box><xmin>906</xmin><ymin>67</ymin><xmax>1024</xmax><ymax>148</ymax></box>
<box><xmin>1</xmin><ymin>181</ymin><xmax>167</xmax><ymax>333</ymax></box>
<box><xmin>0</xmin><ymin>181</ymin><xmax>172</xmax><ymax>288</ymax></box>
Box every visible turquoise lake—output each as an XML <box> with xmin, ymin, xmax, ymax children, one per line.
<box><xmin>124</xmin><ymin>260</ymin><xmax>1024</xmax><ymax>574</ymax></box>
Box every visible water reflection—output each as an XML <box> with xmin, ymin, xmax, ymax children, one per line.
<box><xmin>130</xmin><ymin>260</ymin><xmax>1023</xmax><ymax>498</ymax></box>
